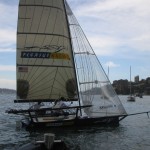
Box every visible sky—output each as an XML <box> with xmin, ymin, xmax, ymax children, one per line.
<box><xmin>0</xmin><ymin>0</ymin><xmax>150</xmax><ymax>89</ymax></box>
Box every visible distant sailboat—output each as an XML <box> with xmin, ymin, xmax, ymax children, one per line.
<box><xmin>127</xmin><ymin>66</ymin><xmax>135</xmax><ymax>102</ymax></box>
<box><xmin>7</xmin><ymin>0</ymin><xmax>127</xmax><ymax>130</ymax></box>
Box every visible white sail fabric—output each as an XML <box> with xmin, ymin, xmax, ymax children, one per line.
<box><xmin>65</xmin><ymin>2</ymin><xmax>127</xmax><ymax>116</ymax></box>
<box><xmin>17</xmin><ymin>0</ymin><xmax>77</xmax><ymax>100</ymax></box>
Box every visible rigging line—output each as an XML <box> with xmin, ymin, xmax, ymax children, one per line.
<box><xmin>77</xmin><ymin>25</ymin><xmax>95</xmax><ymax>87</ymax></box>
<box><xmin>66</xmin><ymin>2</ymin><xmax>91</xmax><ymax>99</ymax></box>
<box><xmin>77</xmin><ymin>26</ymin><xmax>94</xmax><ymax>101</ymax></box>
<box><xmin>69</xmin><ymin>19</ymin><xmax>83</xmax><ymax>79</ymax></box>
<box><xmin>69</xmin><ymin>17</ymin><xmax>99</xmax><ymax>103</ymax></box>
<box><xmin>69</xmin><ymin>11</ymin><xmax>107</xmax><ymax>93</ymax></box>
<box><xmin>70</xmin><ymin>18</ymin><xmax>86</xmax><ymax>92</ymax></box>
<box><xmin>74</xmin><ymin>19</ymin><xmax>91</xmax><ymax>97</ymax></box>
<box><xmin>71</xmin><ymin>12</ymin><xmax>118</xmax><ymax>106</ymax></box>
<box><xmin>74</xmin><ymin>16</ymin><xmax>93</xmax><ymax>97</ymax></box>
<box><xmin>88</xmin><ymin>58</ymin><xmax>98</xmax><ymax>102</ymax></box>
<box><xmin>79</xmin><ymin>20</ymin><xmax>123</xmax><ymax>109</ymax></box>
<box><xmin>70</xmin><ymin>18</ymin><xmax>84</xmax><ymax>96</ymax></box>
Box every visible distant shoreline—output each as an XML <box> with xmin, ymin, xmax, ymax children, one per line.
<box><xmin>0</xmin><ymin>88</ymin><xmax>16</xmax><ymax>94</ymax></box>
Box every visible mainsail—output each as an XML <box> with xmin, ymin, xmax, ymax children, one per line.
<box><xmin>17</xmin><ymin>0</ymin><xmax>78</xmax><ymax>101</ymax></box>
<box><xmin>65</xmin><ymin>2</ymin><xmax>127</xmax><ymax>117</ymax></box>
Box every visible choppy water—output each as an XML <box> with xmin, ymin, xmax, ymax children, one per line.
<box><xmin>0</xmin><ymin>93</ymin><xmax>150</xmax><ymax>150</ymax></box>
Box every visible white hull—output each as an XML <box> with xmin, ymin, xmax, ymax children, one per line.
<box><xmin>127</xmin><ymin>96</ymin><xmax>135</xmax><ymax>102</ymax></box>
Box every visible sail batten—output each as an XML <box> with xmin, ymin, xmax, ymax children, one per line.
<box><xmin>17</xmin><ymin>64</ymin><xmax>74</xmax><ymax>68</ymax></box>
<box><xmin>19</xmin><ymin>4</ymin><xmax>63</xmax><ymax>12</ymax></box>
<box><xmin>17</xmin><ymin>32</ymin><xmax>70</xmax><ymax>39</ymax></box>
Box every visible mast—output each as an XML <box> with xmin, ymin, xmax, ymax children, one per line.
<box><xmin>63</xmin><ymin>0</ymin><xmax>82</xmax><ymax>115</ymax></box>
<box><xmin>108</xmin><ymin>66</ymin><xmax>109</xmax><ymax>79</ymax></box>
<box><xmin>130</xmin><ymin>66</ymin><xmax>132</xmax><ymax>95</ymax></box>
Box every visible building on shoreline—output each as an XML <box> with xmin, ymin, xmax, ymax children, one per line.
<box><xmin>112</xmin><ymin>77</ymin><xmax>150</xmax><ymax>95</ymax></box>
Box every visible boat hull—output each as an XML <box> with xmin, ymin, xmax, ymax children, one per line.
<box><xmin>22</xmin><ymin>116</ymin><xmax>120</xmax><ymax>130</ymax></box>
<box><xmin>127</xmin><ymin>96</ymin><xmax>135</xmax><ymax>102</ymax></box>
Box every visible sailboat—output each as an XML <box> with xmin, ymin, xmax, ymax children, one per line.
<box><xmin>7</xmin><ymin>0</ymin><xmax>127</xmax><ymax>130</ymax></box>
<box><xmin>127</xmin><ymin>66</ymin><xmax>135</xmax><ymax>102</ymax></box>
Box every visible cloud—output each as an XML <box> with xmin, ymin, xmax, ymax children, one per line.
<box><xmin>75</xmin><ymin>0</ymin><xmax>150</xmax><ymax>19</ymax></box>
<box><xmin>88</xmin><ymin>36</ymin><xmax>121</xmax><ymax>56</ymax></box>
<box><xmin>0</xmin><ymin>2</ymin><xmax>18</xmax><ymax>28</ymax></box>
<box><xmin>0</xmin><ymin>78</ymin><xmax>16</xmax><ymax>89</ymax></box>
<box><xmin>0</xmin><ymin>29</ymin><xmax>16</xmax><ymax>52</ymax></box>
<box><xmin>0</xmin><ymin>2</ymin><xmax>17</xmax><ymax>53</ymax></box>
<box><xmin>105</xmin><ymin>61</ymin><xmax>120</xmax><ymax>68</ymax></box>
<box><xmin>128</xmin><ymin>34</ymin><xmax>150</xmax><ymax>52</ymax></box>
<box><xmin>73</xmin><ymin>0</ymin><xmax>150</xmax><ymax>57</ymax></box>
<box><xmin>0</xmin><ymin>65</ymin><xmax>16</xmax><ymax>71</ymax></box>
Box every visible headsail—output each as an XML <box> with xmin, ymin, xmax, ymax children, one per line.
<box><xmin>17</xmin><ymin>0</ymin><xmax>78</xmax><ymax>101</ymax></box>
<box><xmin>65</xmin><ymin>2</ymin><xmax>127</xmax><ymax>117</ymax></box>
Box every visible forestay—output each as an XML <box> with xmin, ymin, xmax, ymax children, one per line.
<box><xmin>65</xmin><ymin>2</ymin><xmax>127</xmax><ymax>117</ymax></box>
<box><xmin>17</xmin><ymin>0</ymin><xmax>78</xmax><ymax>101</ymax></box>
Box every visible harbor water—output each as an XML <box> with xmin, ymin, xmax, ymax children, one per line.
<box><xmin>0</xmin><ymin>93</ymin><xmax>150</xmax><ymax>150</ymax></box>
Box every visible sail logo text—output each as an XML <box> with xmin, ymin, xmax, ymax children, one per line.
<box><xmin>21</xmin><ymin>52</ymin><xmax>70</xmax><ymax>60</ymax></box>
<box><xmin>25</xmin><ymin>45</ymin><xmax>65</xmax><ymax>53</ymax></box>
<box><xmin>99</xmin><ymin>105</ymin><xmax>116</xmax><ymax>109</ymax></box>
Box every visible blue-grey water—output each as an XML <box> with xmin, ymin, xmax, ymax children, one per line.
<box><xmin>1</xmin><ymin>93</ymin><xmax>150</xmax><ymax>150</ymax></box>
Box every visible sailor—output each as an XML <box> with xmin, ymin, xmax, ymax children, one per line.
<box><xmin>53</xmin><ymin>97</ymin><xmax>67</xmax><ymax>108</ymax></box>
<box><xmin>30</xmin><ymin>102</ymin><xmax>44</xmax><ymax>110</ymax></box>
<box><xmin>52</xmin><ymin>97</ymin><xmax>70</xmax><ymax>116</ymax></box>
<box><xmin>29</xmin><ymin>102</ymin><xmax>45</xmax><ymax>115</ymax></box>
